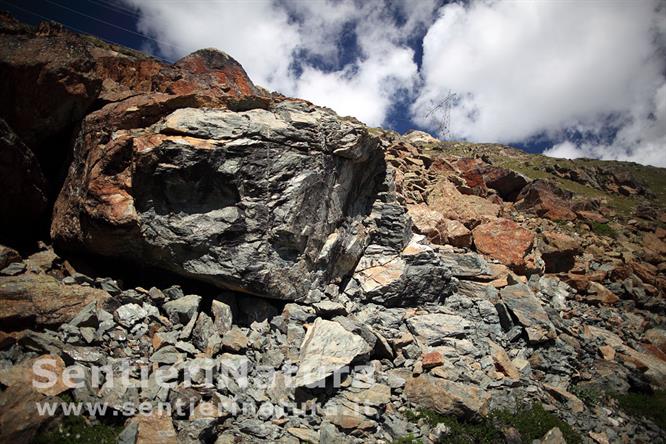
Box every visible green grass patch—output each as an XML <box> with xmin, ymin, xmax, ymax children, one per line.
<box><xmin>570</xmin><ymin>384</ymin><xmax>601</xmax><ymax>407</ymax></box>
<box><xmin>589</xmin><ymin>221</ymin><xmax>617</xmax><ymax>238</ymax></box>
<box><xmin>614</xmin><ymin>390</ymin><xmax>666</xmax><ymax>430</ymax></box>
<box><xmin>402</xmin><ymin>403</ymin><xmax>581</xmax><ymax>444</ymax></box>
<box><xmin>32</xmin><ymin>414</ymin><xmax>123</xmax><ymax>444</ymax></box>
<box><xmin>393</xmin><ymin>434</ymin><xmax>424</xmax><ymax>444</ymax></box>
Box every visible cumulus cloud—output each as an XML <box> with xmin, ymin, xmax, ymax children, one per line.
<box><xmin>120</xmin><ymin>0</ymin><xmax>665</xmax><ymax>166</ymax></box>
<box><xmin>412</xmin><ymin>0</ymin><xmax>666</xmax><ymax>166</ymax></box>
<box><xmin>120</xmin><ymin>0</ymin><xmax>436</xmax><ymax>127</ymax></box>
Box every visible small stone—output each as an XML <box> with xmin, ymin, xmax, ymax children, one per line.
<box><xmin>221</xmin><ymin>326</ymin><xmax>249</xmax><ymax>352</ymax></box>
<box><xmin>163</xmin><ymin>294</ymin><xmax>201</xmax><ymax>324</ymax></box>
<box><xmin>540</xmin><ymin>427</ymin><xmax>566</xmax><ymax>444</ymax></box>
<box><xmin>211</xmin><ymin>300</ymin><xmax>233</xmax><ymax>333</ymax></box>
<box><xmin>0</xmin><ymin>262</ymin><xmax>26</xmax><ymax>276</ymax></box>
<box><xmin>585</xmin><ymin>282</ymin><xmax>619</xmax><ymax>305</ymax></box>
<box><xmin>599</xmin><ymin>345</ymin><xmax>616</xmax><ymax>361</ymax></box>
<box><xmin>293</xmin><ymin>318</ymin><xmax>371</xmax><ymax>387</ymax></box>
<box><xmin>150</xmin><ymin>345</ymin><xmax>182</xmax><ymax>364</ymax></box>
<box><xmin>114</xmin><ymin>303</ymin><xmax>147</xmax><ymax>327</ymax></box>
<box><xmin>422</xmin><ymin>351</ymin><xmax>444</xmax><ymax>369</ymax></box>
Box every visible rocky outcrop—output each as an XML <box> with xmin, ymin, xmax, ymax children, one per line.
<box><xmin>0</xmin><ymin>14</ymin><xmax>270</xmax><ymax>242</ymax></box>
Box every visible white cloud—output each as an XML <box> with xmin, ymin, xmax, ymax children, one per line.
<box><xmin>412</xmin><ymin>0</ymin><xmax>666</xmax><ymax>166</ymax></box>
<box><xmin>120</xmin><ymin>0</ymin><xmax>666</xmax><ymax>166</ymax></box>
<box><xmin>120</xmin><ymin>0</ymin><xmax>434</xmax><ymax>127</ymax></box>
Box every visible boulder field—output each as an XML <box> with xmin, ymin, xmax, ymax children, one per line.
<box><xmin>1</xmin><ymin>12</ymin><xmax>665</xmax><ymax>444</ymax></box>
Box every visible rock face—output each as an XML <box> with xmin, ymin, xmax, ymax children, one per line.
<box><xmin>52</xmin><ymin>103</ymin><xmax>384</xmax><ymax>300</ymax></box>
<box><xmin>0</xmin><ymin>118</ymin><xmax>48</xmax><ymax>239</ymax></box>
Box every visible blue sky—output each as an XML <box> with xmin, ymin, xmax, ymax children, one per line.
<box><xmin>4</xmin><ymin>0</ymin><xmax>665</xmax><ymax>166</ymax></box>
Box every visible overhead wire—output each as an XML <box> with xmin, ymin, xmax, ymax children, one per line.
<box><xmin>43</xmin><ymin>0</ymin><xmax>183</xmax><ymax>52</ymax></box>
<box><xmin>0</xmin><ymin>0</ymin><xmax>173</xmax><ymax>63</ymax></box>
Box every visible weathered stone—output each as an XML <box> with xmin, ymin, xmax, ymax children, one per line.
<box><xmin>538</xmin><ymin>231</ymin><xmax>581</xmax><ymax>273</ymax></box>
<box><xmin>472</xmin><ymin>219</ymin><xmax>534</xmax><ymax>271</ymax></box>
<box><xmin>0</xmin><ymin>245</ymin><xmax>21</xmax><ymax>270</ymax></box>
<box><xmin>427</xmin><ymin>179</ymin><xmax>500</xmax><ymax>227</ymax></box>
<box><xmin>293</xmin><ymin>318</ymin><xmax>371</xmax><ymax>387</ymax></box>
<box><xmin>481</xmin><ymin>166</ymin><xmax>529</xmax><ymax>201</ymax></box>
<box><xmin>129</xmin><ymin>412</ymin><xmax>178</xmax><ymax>444</ymax></box>
<box><xmin>0</xmin><ymin>273</ymin><xmax>109</xmax><ymax>327</ymax></box>
<box><xmin>540</xmin><ymin>427</ymin><xmax>567</xmax><ymax>444</ymax></box>
<box><xmin>585</xmin><ymin>282</ymin><xmax>619</xmax><ymax>305</ymax></box>
<box><xmin>500</xmin><ymin>284</ymin><xmax>556</xmax><ymax>343</ymax></box>
<box><xmin>221</xmin><ymin>326</ymin><xmax>249</xmax><ymax>352</ymax></box>
<box><xmin>211</xmin><ymin>300</ymin><xmax>233</xmax><ymax>334</ymax></box>
<box><xmin>406</xmin><ymin>313</ymin><xmax>470</xmax><ymax>345</ymax></box>
<box><xmin>422</xmin><ymin>351</ymin><xmax>444</xmax><ymax>369</ymax></box>
<box><xmin>407</xmin><ymin>205</ymin><xmax>472</xmax><ymax>247</ymax></box>
<box><xmin>114</xmin><ymin>303</ymin><xmax>147</xmax><ymax>327</ymax></box>
<box><xmin>486</xmin><ymin>339</ymin><xmax>520</xmax><ymax>380</ymax></box>
<box><xmin>163</xmin><ymin>294</ymin><xmax>201</xmax><ymax>324</ymax></box>
<box><xmin>345</xmin><ymin>238</ymin><xmax>453</xmax><ymax>306</ymax></box>
<box><xmin>544</xmin><ymin>384</ymin><xmax>585</xmax><ymax>413</ymax></box>
<box><xmin>404</xmin><ymin>375</ymin><xmax>489</xmax><ymax>417</ymax></box>
<box><xmin>515</xmin><ymin>180</ymin><xmax>576</xmax><ymax>221</ymax></box>
<box><xmin>645</xmin><ymin>328</ymin><xmax>666</xmax><ymax>354</ymax></box>
<box><xmin>342</xmin><ymin>383</ymin><xmax>391</xmax><ymax>406</ymax></box>
<box><xmin>0</xmin><ymin>354</ymin><xmax>68</xmax><ymax>396</ymax></box>
<box><xmin>0</xmin><ymin>382</ymin><xmax>50</xmax><ymax>443</ymax></box>
<box><xmin>287</xmin><ymin>427</ymin><xmax>319</xmax><ymax>443</ymax></box>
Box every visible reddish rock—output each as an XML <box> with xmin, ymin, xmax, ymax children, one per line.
<box><xmin>422</xmin><ymin>351</ymin><xmax>444</xmax><ymax>369</ymax></box>
<box><xmin>538</xmin><ymin>231</ymin><xmax>582</xmax><ymax>273</ymax></box>
<box><xmin>584</xmin><ymin>282</ymin><xmax>619</xmax><ymax>305</ymax></box>
<box><xmin>427</xmin><ymin>179</ymin><xmax>500</xmax><ymax>227</ymax></box>
<box><xmin>407</xmin><ymin>205</ymin><xmax>472</xmax><ymax>247</ymax></box>
<box><xmin>481</xmin><ymin>166</ymin><xmax>529</xmax><ymax>201</ymax></box>
<box><xmin>0</xmin><ymin>273</ymin><xmax>109</xmax><ymax>328</ymax></box>
<box><xmin>515</xmin><ymin>180</ymin><xmax>576</xmax><ymax>221</ymax></box>
<box><xmin>576</xmin><ymin>210</ymin><xmax>608</xmax><ymax>224</ymax></box>
<box><xmin>562</xmin><ymin>272</ymin><xmax>605</xmax><ymax>292</ymax></box>
<box><xmin>472</xmin><ymin>219</ymin><xmax>534</xmax><ymax>271</ymax></box>
<box><xmin>630</xmin><ymin>261</ymin><xmax>658</xmax><ymax>286</ymax></box>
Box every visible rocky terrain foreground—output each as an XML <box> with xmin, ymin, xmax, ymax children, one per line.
<box><xmin>1</xmin><ymin>12</ymin><xmax>665</xmax><ymax>444</ymax></box>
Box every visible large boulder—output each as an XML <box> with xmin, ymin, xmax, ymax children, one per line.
<box><xmin>404</xmin><ymin>375</ymin><xmax>489</xmax><ymax>418</ymax></box>
<box><xmin>52</xmin><ymin>102</ymin><xmax>385</xmax><ymax>300</ymax></box>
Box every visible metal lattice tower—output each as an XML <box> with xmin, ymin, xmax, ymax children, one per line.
<box><xmin>425</xmin><ymin>90</ymin><xmax>456</xmax><ymax>140</ymax></box>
